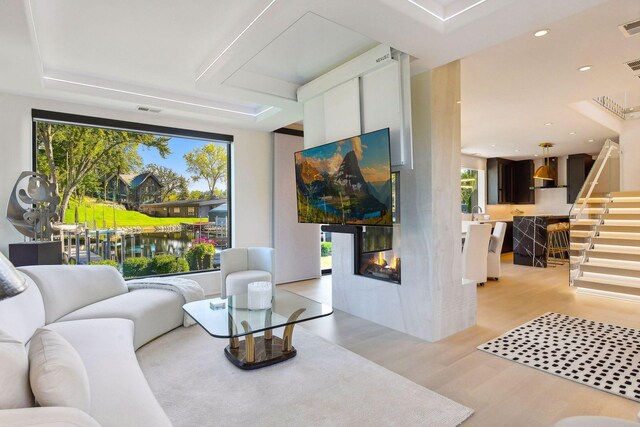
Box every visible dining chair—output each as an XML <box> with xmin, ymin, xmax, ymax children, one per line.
<box><xmin>462</xmin><ymin>223</ymin><xmax>492</xmax><ymax>286</ymax></box>
<box><xmin>487</xmin><ymin>222</ymin><xmax>507</xmax><ymax>280</ymax></box>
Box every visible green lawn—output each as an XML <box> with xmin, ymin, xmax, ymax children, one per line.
<box><xmin>65</xmin><ymin>199</ymin><xmax>206</xmax><ymax>227</ymax></box>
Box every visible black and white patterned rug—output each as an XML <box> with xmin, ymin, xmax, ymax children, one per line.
<box><xmin>478</xmin><ymin>312</ymin><xmax>640</xmax><ymax>402</ymax></box>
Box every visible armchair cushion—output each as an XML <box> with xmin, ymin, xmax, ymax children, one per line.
<box><xmin>0</xmin><ymin>330</ymin><xmax>33</xmax><ymax>409</ymax></box>
<box><xmin>28</xmin><ymin>329</ymin><xmax>91</xmax><ymax>413</ymax></box>
<box><xmin>19</xmin><ymin>266</ymin><xmax>128</xmax><ymax>324</ymax></box>
<box><xmin>226</xmin><ymin>270</ymin><xmax>271</xmax><ymax>297</ymax></box>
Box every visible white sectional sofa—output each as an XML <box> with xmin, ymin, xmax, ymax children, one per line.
<box><xmin>0</xmin><ymin>265</ymin><xmax>189</xmax><ymax>427</ymax></box>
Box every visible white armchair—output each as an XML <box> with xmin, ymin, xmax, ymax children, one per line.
<box><xmin>462</xmin><ymin>223</ymin><xmax>492</xmax><ymax>286</ymax></box>
<box><xmin>487</xmin><ymin>222</ymin><xmax>507</xmax><ymax>280</ymax></box>
<box><xmin>220</xmin><ymin>247</ymin><xmax>275</xmax><ymax>298</ymax></box>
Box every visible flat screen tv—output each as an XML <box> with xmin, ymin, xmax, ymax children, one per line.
<box><xmin>295</xmin><ymin>128</ymin><xmax>392</xmax><ymax>226</ymax></box>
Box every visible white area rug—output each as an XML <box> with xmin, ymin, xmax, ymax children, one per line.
<box><xmin>137</xmin><ymin>326</ymin><xmax>473</xmax><ymax>427</ymax></box>
<box><xmin>478</xmin><ymin>312</ymin><xmax>640</xmax><ymax>402</ymax></box>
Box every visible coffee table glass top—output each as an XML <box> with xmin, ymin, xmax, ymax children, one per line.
<box><xmin>183</xmin><ymin>288</ymin><xmax>333</xmax><ymax>338</ymax></box>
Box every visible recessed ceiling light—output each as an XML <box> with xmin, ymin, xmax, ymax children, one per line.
<box><xmin>534</xmin><ymin>29</ymin><xmax>550</xmax><ymax>37</ymax></box>
<box><xmin>534</xmin><ymin>154</ymin><xmax>539</xmax><ymax>157</ymax></box>
<box><xmin>588</xmin><ymin>139</ymin><xmax>594</xmax><ymax>142</ymax></box>
<box><xmin>491</xmin><ymin>144</ymin><xmax>496</xmax><ymax>147</ymax></box>
<box><xmin>578</xmin><ymin>65</ymin><xmax>592</xmax><ymax>72</ymax></box>
<box><xmin>545</xmin><ymin>122</ymin><xmax>553</xmax><ymax>126</ymax></box>
<box><xmin>456</xmin><ymin>100</ymin><xmax>461</xmax><ymax>104</ymax></box>
<box><xmin>569</xmin><ymin>132</ymin><xmax>576</xmax><ymax>135</ymax></box>
<box><xmin>515</xmin><ymin>149</ymin><xmax>520</xmax><ymax>152</ymax></box>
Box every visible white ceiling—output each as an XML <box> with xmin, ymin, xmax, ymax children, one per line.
<box><xmin>0</xmin><ymin>0</ymin><xmax>611</xmax><ymax>132</ymax></box>
<box><xmin>462</xmin><ymin>0</ymin><xmax>640</xmax><ymax>160</ymax></box>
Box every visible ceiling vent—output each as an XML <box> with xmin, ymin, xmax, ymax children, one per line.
<box><xmin>137</xmin><ymin>106</ymin><xmax>161</xmax><ymax>113</ymax></box>
<box><xmin>619</xmin><ymin>19</ymin><xmax>640</xmax><ymax>37</ymax></box>
<box><xmin>625</xmin><ymin>58</ymin><xmax>640</xmax><ymax>72</ymax></box>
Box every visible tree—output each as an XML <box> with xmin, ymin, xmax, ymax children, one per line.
<box><xmin>146</xmin><ymin>164</ymin><xmax>189</xmax><ymax>201</ymax></box>
<box><xmin>36</xmin><ymin>123</ymin><xmax>170</xmax><ymax>221</ymax></box>
<box><xmin>188</xmin><ymin>190</ymin><xmax>207</xmax><ymax>200</ymax></box>
<box><xmin>183</xmin><ymin>144</ymin><xmax>226</xmax><ymax>198</ymax></box>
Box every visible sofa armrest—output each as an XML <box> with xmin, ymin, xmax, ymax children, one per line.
<box><xmin>0</xmin><ymin>407</ymin><xmax>101</xmax><ymax>427</ymax></box>
<box><xmin>18</xmin><ymin>266</ymin><xmax>128</xmax><ymax>324</ymax></box>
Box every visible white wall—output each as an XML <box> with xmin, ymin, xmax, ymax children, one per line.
<box><xmin>273</xmin><ymin>132</ymin><xmax>320</xmax><ymax>283</ymax></box>
<box><xmin>461</xmin><ymin>154</ymin><xmax>486</xmax><ymax>171</ymax></box>
<box><xmin>0</xmin><ymin>92</ymin><xmax>273</xmax><ymax>296</ymax></box>
<box><xmin>620</xmin><ymin>120</ymin><xmax>640</xmax><ymax>191</ymax></box>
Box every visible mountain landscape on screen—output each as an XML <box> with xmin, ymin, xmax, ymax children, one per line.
<box><xmin>295</xmin><ymin>129</ymin><xmax>392</xmax><ymax>226</ymax></box>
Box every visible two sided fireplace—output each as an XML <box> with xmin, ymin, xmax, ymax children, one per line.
<box><xmin>359</xmin><ymin>249</ymin><xmax>400</xmax><ymax>284</ymax></box>
<box><xmin>321</xmin><ymin>224</ymin><xmax>401</xmax><ymax>285</ymax></box>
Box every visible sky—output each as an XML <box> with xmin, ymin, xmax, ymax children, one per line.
<box><xmin>296</xmin><ymin>129</ymin><xmax>391</xmax><ymax>183</ymax></box>
<box><xmin>138</xmin><ymin>137</ymin><xmax>227</xmax><ymax>192</ymax></box>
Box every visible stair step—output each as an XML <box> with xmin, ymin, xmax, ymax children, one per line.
<box><xmin>570</xmin><ymin>219</ymin><xmax>599</xmax><ymax>225</ymax></box>
<box><xmin>577</xmin><ymin>208</ymin><xmax>606</xmax><ymax>214</ymax></box>
<box><xmin>577</xmin><ymin>197</ymin><xmax>610</xmax><ymax>203</ymax></box>
<box><xmin>582</xmin><ymin>271</ymin><xmax>640</xmax><ymax>285</ymax></box>
<box><xmin>597</xmin><ymin>231</ymin><xmax>640</xmax><ymax>239</ymax></box>
<box><xmin>585</xmin><ymin>250</ymin><xmax>640</xmax><ymax>262</ymax></box>
<box><xmin>591</xmin><ymin>237</ymin><xmax>640</xmax><ymax>247</ymax></box>
<box><xmin>609</xmin><ymin>201</ymin><xmax>640</xmax><ymax>208</ymax></box>
<box><xmin>608</xmin><ymin>207</ymin><xmax>640</xmax><ymax>213</ymax></box>
<box><xmin>570</xmin><ymin>255</ymin><xmax>584</xmax><ymax>264</ymax></box>
<box><xmin>573</xmin><ymin>277</ymin><xmax>640</xmax><ymax>296</ymax></box>
<box><xmin>582</xmin><ymin>263</ymin><xmax>640</xmax><ymax>278</ymax></box>
<box><xmin>591</xmin><ymin>244</ymin><xmax>640</xmax><ymax>254</ymax></box>
<box><xmin>610</xmin><ymin>191</ymin><xmax>640</xmax><ymax>199</ymax></box>
<box><xmin>602</xmin><ymin>214</ymin><xmax>640</xmax><ymax>221</ymax></box>
<box><xmin>570</xmin><ymin>230</ymin><xmax>593</xmax><ymax>238</ymax></box>
<box><xmin>570</xmin><ymin>242</ymin><xmax>590</xmax><ymax>251</ymax></box>
<box><xmin>598</xmin><ymin>225</ymin><xmax>640</xmax><ymax>233</ymax></box>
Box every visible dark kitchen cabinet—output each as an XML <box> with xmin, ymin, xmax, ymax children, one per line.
<box><xmin>487</xmin><ymin>158</ymin><xmax>535</xmax><ymax>205</ymax></box>
<box><xmin>487</xmin><ymin>158</ymin><xmax>512</xmax><ymax>204</ymax></box>
<box><xmin>566</xmin><ymin>154</ymin><xmax>595</xmax><ymax>204</ymax></box>
<box><xmin>511</xmin><ymin>160</ymin><xmax>535</xmax><ymax>204</ymax></box>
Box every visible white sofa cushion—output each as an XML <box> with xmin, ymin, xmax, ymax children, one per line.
<box><xmin>29</xmin><ymin>329</ymin><xmax>91</xmax><ymax>413</ymax></box>
<box><xmin>45</xmin><ymin>318</ymin><xmax>172</xmax><ymax>427</ymax></box>
<box><xmin>0</xmin><ymin>330</ymin><xmax>33</xmax><ymax>409</ymax></box>
<box><xmin>0</xmin><ymin>406</ymin><xmax>101</xmax><ymax>427</ymax></box>
<box><xmin>0</xmin><ymin>273</ymin><xmax>45</xmax><ymax>345</ymax></box>
<box><xmin>226</xmin><ymin>270</ymin><xmax>271</xmax><ymax>296</ymax></box>
<box><xmin>19</xmin><ymin>265</ymin><xmax>128</xmax><ymax>324</ymax></box>
<box><xmin>58</xmin><ymin>288</ymin><xmax>184</xmax><ymax>350</ymax></box>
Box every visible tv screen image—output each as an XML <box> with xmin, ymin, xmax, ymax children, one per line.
<box><xmin>295</xmin><ymin>128</ymin><xmax>392</xmax><ymax>226</ymax></box>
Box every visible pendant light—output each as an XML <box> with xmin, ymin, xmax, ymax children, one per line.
<box><xmin>533</xmin><ymin>142</ymin><xmax>554</xmax><ymax>181</ymax></box>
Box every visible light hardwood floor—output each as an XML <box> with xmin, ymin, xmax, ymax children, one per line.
<box><xmin>281</xmin><ymin>254</ymin><xmax>640</xmax><ymax>427</ymax></box>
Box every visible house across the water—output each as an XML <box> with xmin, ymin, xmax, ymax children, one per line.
<box><xmin>140</xmin><ymin>199</ymin><xmax>226</xmax><ymax>219</ymax></box>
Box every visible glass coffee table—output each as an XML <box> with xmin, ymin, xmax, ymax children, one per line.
<box><xmin>183</xmin><ymin>289</ymin><xmax>333</xmax><ymax>370</ymax></box>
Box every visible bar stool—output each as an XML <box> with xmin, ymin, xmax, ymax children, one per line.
<box><xmin>547</xmin><ymin>222</ymin><xmax>569</xmax><ymax>265</ymax></box>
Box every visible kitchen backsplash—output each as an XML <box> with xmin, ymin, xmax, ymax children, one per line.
<box><xmin>485</xmin><ymin>187</ymin><xmax>573</xmax><ymax>220</ymax></box>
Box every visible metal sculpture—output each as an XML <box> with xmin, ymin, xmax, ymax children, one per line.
<box><xmin>7</xmin><ymin>171</ymin><xmax>60</xmax><ymax>240</ymax></box>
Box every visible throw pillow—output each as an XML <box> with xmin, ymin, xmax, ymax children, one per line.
<box><xmin>28</xmin><ymin>328</ymin><xmax>91</xmax><ymax>413</ymax></box>
<box><xmin>0</xmin><ymin>329</ymin><xmax>33</xmax><ymax>409</ymax></box>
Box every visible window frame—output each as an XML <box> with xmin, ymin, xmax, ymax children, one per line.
<box><xmin>31</xmin><ymin>109</ymin><xmax>233</xmax><ymax>276</ymax></box>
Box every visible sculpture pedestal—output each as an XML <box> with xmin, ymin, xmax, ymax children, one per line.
<box><xmin>9</xmin><ymin>242</ymin><xmax>62</xmax><ymax>267</ymax></box>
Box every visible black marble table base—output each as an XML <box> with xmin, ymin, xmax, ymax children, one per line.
<box><xmin>225</xmin><ymin>336</ymin><xmax>297</xmax><ymax>370</ymax></box>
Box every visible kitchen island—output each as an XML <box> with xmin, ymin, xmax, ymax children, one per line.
<box><xmin>513</xmin><ymin>215</ymin><xmax>569</xmax><ymax>267</ymax></box>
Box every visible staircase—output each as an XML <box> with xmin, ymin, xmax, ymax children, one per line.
<box><xmin>570</xmin><ymin>191</ymin><xmax>640</xmax><ymax>296</ymax></box>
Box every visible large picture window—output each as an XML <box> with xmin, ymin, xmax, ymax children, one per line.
<box><xmin>32</xmin><ymin>110</ymin><xmax>232</xmax><ymax>278</ymax></box>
